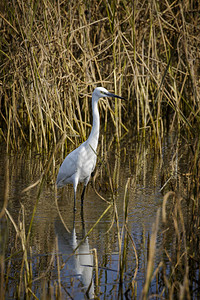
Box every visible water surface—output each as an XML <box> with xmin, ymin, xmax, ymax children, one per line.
<box><xmin>0</xmin><ymin>132</ymin><xmax>192</xmax><ymax>298</ymax></box>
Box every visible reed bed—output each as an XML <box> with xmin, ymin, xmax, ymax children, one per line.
<box><xmin>0</xmin><ymin>0</ymin><xmax>200</xmax><ymax>299</ymax></box>
<box><xmin>0</xmin><ymin>0</ymin><xmax>199</xmax><ymax>153</ymax></box>
<box><xmin>0</xmin><ymin>129</ymin><xmax>200</xmax><ymax>299</ymax></box>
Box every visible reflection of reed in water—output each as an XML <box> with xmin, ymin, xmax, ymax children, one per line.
<box><xmin>54</xmin><ymin>210</ymin><xmax>94</xmax><ymax>299</ymax></box>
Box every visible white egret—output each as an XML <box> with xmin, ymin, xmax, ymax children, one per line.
<box><xmin>56</xmin><ymin>87</ymin><xmax>125</xmax><ymax>210</ymax></box>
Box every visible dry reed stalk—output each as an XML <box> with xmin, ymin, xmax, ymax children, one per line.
<box><xmin>142</xmin><ymin>208</ymin><xmax>160</xmax><ymax>299</ymax></box>
<box><xmin>159</xmin><ymin>182</ymin><xmax>199</xmax><ymax>299</ymax></box>
<box><xmin>92</xmin><ymin>248</ymin><xmax>99</xmax><ymax>296</ymax></box>
<box><xmin>5</xmin><ymin>205</ymin><xmax>32</xmax><ymax>298</ymax></box>
<box><xmin>1</xmin><ymin>0</ymin><xmax>199</xmax><ymax>152</ymax></box>
<box><xmin>0</xmin><ymin>155</ymin><xmax>9</xmax><ymax>219</ymax></box>
<box><xmin>55</xmin><ymin>236</ymin><xmax>62</xmax><ymax>299</ymax></box>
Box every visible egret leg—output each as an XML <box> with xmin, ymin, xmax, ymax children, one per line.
<box><xmin>81</xmin><ymin>185</ymin><xmax>86</xmax><ymax>207</ymax></box>
<box><xmin>81</xmin><ymin>204</ymin><xmax>85</xmax><ymax>233</ymax></box>
<box><xmin>74</xmin><ymin>191</ymin><xmax>77</xmax><ymax>212</ymax></box>
<box><xmin>73</xmin><ymin>178</ymin><xmax>78</xmax><ymax>212</ymax></box>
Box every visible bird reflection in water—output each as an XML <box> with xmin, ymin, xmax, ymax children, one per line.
<box><xmin>54</xmin><ymin>207</ymin><xmax>94</xmax><ymax>299</ymax></box>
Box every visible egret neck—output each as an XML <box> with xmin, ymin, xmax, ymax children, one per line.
<box><xmin>87</xmin><ymin>94</ymin><xmax>100</xmax><ymax>151</ymax></box>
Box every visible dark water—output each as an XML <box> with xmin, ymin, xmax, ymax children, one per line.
<box><xmin>0</xmin><ymin>132</ymin><xmax>193</xmax><ymax>299</ymax></box>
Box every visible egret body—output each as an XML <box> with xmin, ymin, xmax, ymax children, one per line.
<box><xmin>56</xmin><ymin>87</ymin><xmax>124</xmax><ymax>210</ymax></box>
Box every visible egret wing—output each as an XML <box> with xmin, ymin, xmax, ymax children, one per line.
<box><xmin>56</xmin><ymin>148</ymin><xmax>80</xmax><ymax>186</ymax></box>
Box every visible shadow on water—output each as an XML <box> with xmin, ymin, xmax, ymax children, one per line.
<box><xmin>0</xmin><ymin>130</ymin><xmax>200</xmax><ymax>299</ymax></box>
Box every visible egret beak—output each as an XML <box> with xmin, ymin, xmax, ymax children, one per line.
<box><xmin>105</xmin><ymin>92</ymin><xmax>125</xmax><ymax>100</ymax></box>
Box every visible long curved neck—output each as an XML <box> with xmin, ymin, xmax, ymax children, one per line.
<box><xmin>87</xmin><ymin>96</ymin><xmax>100</xmax><ymax>151</ymax></box>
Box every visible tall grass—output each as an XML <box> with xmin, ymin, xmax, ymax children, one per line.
<box><xmin>0</xmin><ymin>0</ymin><xmax>199</xmax><ymax>152</ymax></box>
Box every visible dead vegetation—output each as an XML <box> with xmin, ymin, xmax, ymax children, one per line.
<box><xmin>0</xmin><ymin>0</ymin><xmax>200</xmax><ymax>298</ymax></box>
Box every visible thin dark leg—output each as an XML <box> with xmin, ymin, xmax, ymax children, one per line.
<box><xmin>74</xmin><ymin>190</ymin><xmax>77</xmax><ymax>212</ymax></box>
<box><xmin>81</xmin><ymin>185</ymin><xmax>86</xmax><ymax>207</ymax></box>
<box><xmin>73</xmin><ymin>208</ymin><xmax>76</xmax><ymax>227</ymax></box>
<box><xmin>81</xmin><ymin>204</ymin><xmax>85</xmax><ymax>234</ymax></box>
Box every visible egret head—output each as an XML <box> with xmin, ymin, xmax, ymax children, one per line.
<box><xmin>93</xmin><ymin>87</ymin><xmax>125</xmax><ymax>101</ymax></box>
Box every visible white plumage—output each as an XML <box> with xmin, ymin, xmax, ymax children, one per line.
<box><xmin>56</xmin><ymin>87</ymin><xmax>124</xmax><ymax>210</ymax></box>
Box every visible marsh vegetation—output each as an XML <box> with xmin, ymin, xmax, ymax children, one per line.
<box><xmin>0</xmin><ymin>0</ymin><xmax>200</xmax><ymax>299</ymax></box>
